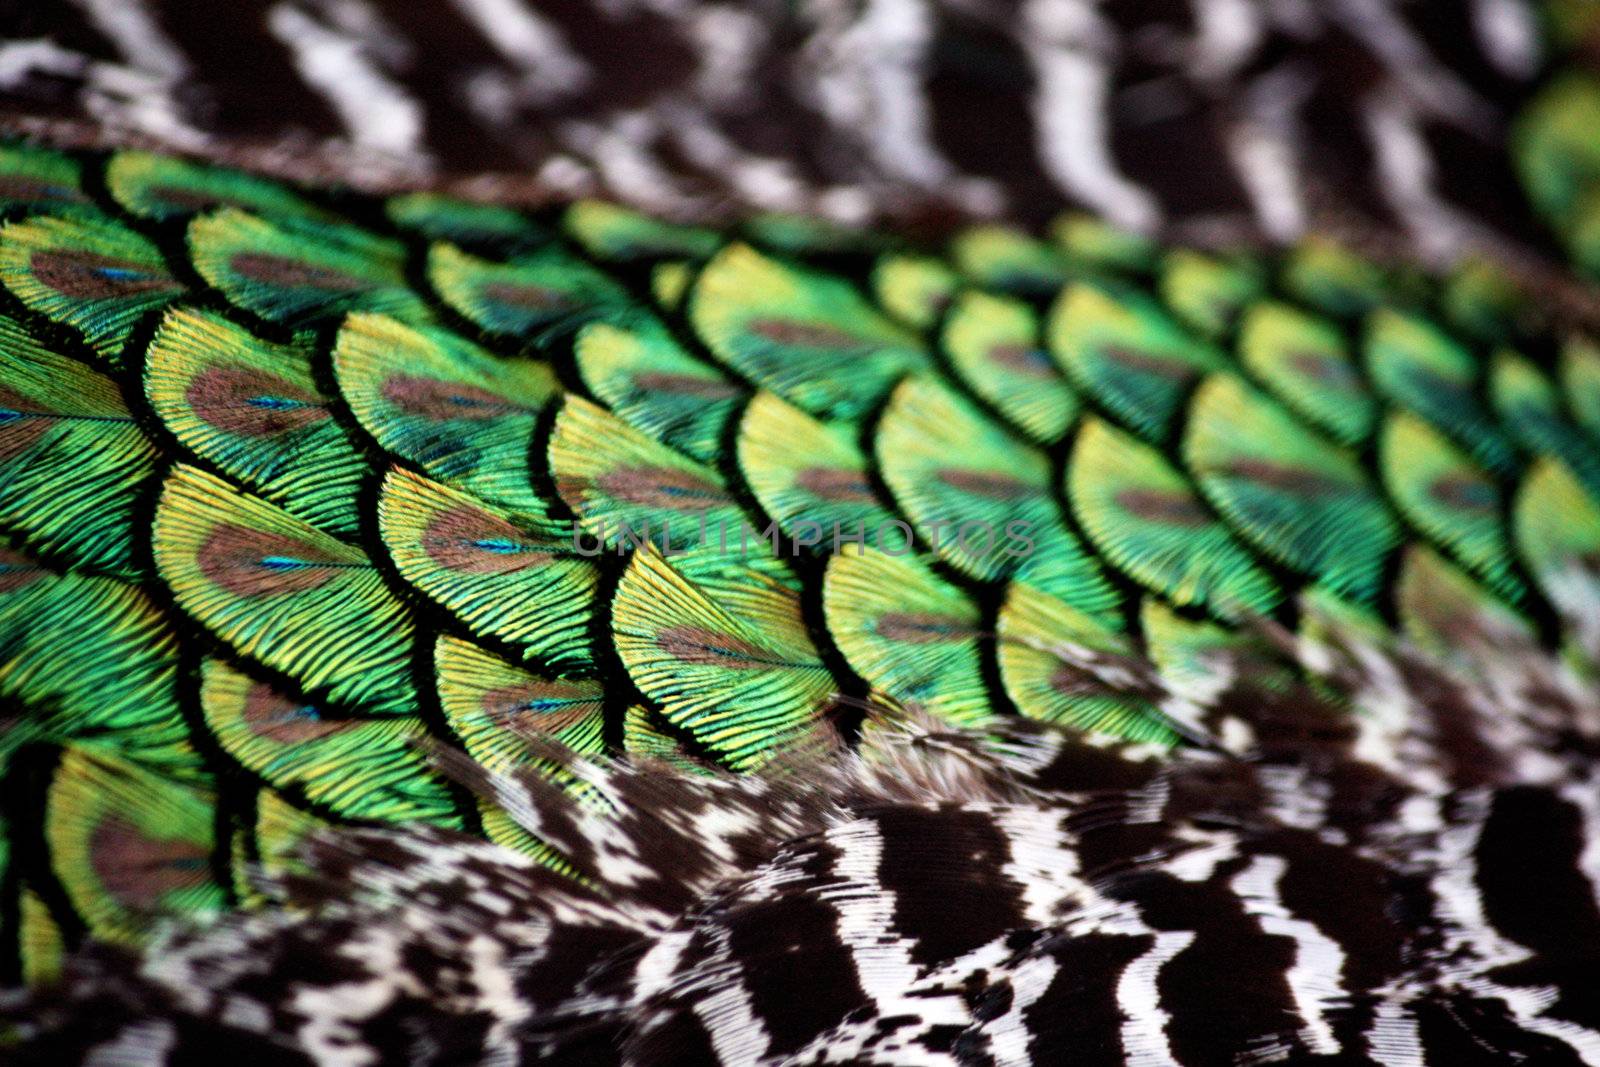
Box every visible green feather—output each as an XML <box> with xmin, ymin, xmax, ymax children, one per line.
<box><xmin>742</xmin><ymin>213</ymin><xmax>875</xmax><ymax>256</ymax></box>
<box><xmin>1364</xmin><ymin>308</ymin><xmax>1518</xmax><ymax>474</ymax></box>
<box><xmin>1047</xmin><ymin>280</ymin><xmax>1227</xmax><ymax>441</ymax></box>
<box><xmin>691</xmin><ymin>243</ymin><xmax>928</xmax><ymax>420</ymax></box>
<box><xmin>564</xmin><ymin>199</ymin><xmax>721</xmax><ymax>263</ymax></box>
<box><xmin>1068</xmin><ymin>417</ymin><xmax>1283</xmax><ymax>620</ymax></box>
<box><xmin>427</xmin><ymin>241</ymin><xmax>634</xmax><ymax>340</ymax></box>
<box><xmin>550</xmin><ymin>394</ymin><xmax>748</xmax><ymax>555</ymax></box>
<box><xmin>1513</xmin><ymin>456</ymin><xmax>1600</xmax><ymax>632</ymax></box>
<box><xmin>942</xmin><ymin>290</ymin><xmax>1079</xmax><ymax>444</ymax></box>
<box><xmin>45</xmin><ymin>748</ymin><xmax>225</xmax><ymax>944</ymax></box>
<box><xmin>0</xmin><ymin>546</ymin><xmax>195</xmax><ymax>775</ymax></box>
<box><xmin>386</xmin><ymin>192</ymin><xmax>548</xmax><ymax>252</ymax></box>
<box><xmin>877</xmin><ymin>374</ymin><xmax>1120</xmax><ymax>623</ymax></box>
<box><xmin>650</xmin><ymin>260</ymin><xmax>694</xmax><ymax>313</ymax></box>
<box><xmin>1489</xmin><ymin>349</ymin><xmax>1600</xmax><ymax>500</ymax></box>
<box><xmin>1562</xmin><ymin>335</ymin><xmax>1600</xmax><ymax>437</ymax></box>
<box><xmin>1158</xmin><ymin>249</ymin><xmax>1264</xmax><ymax>340</ymax></box>
<box><xmin>0</xmin><ymin>314</ymin><xmax>157</xmax><ymax>574</ymax></box>
<box><xmin>378</xmin><ymin>466</ymin><xmax>598</xmax><ymax>673</ymax></box>
<box><xmin>1378</xmin><ymin>411</ymin><xmax>1524</xmax><ymax>601</ymax></box>
<box><xmin>735</xmin><ymin>390</ymin><xmax>898</xmax><ymax>545</ymax></box>
<box><xmin>189</xmin><ymin>208</ymin><xmax>429</xmax><ymax>328</ymax></box>
<box><xmin>823</xmin><ymin>548</ymin><xmax>991</xmax><ymax>727</ymax></box>
<box><xmin>333</xmin><ymin>312</ymin><xmax>557</xmax><ymax>515</ymax></box>
<box><xmin>871</xmin><ymin>253</ymin><xmax>957</xmax><ymax>332</ymax></box>
<box><xmin>1237</xmin><ymin>300</ymin><xmax>1375</xmax><ymax>445</ymax></box>
<box><xmin>1280</xmin><ymin>236</ymin><xmax>1388</xmax><ymax>318</ymax></box>
<box><xmin>1050</xmin><ymin>213</ymin><xmax>1158</xmax><ymax>274</ymax></box>
<box><xmin>199</xmin><ymin>657</ymin><xmax>458</xmax><ymax>825</ymax></box>
<box><xmin>1184</xmin><ymin>373</ymin><xmax>1402</xmax><ymax>603</ymax></box>
<box><xmin>1394</xmin><ymin>544</ymin><xmax>1533</xmax><ymax>661</ymax></box>
<box><xmin>0</xmin><ymin>143</ymin><xmax>92</xmax><ymax>216</ymax></box>
<box><xmin>612</xmin><ymin>547</ymin><xmax>833</xmax><ymax>768</ymax></box>
<box><xmin>153</xmin><ymin>463</ymin><xmax>418</xmax><ymax>716</ymax></box>
<box><xmin>0</xmin><ymin>213</ymin><xmax>181</xmax><ymax>365</ymax></box>
<box><xmin>949</xmin><ymin>224</ymin><xmax>1072</xmax><ymax>296</ymax></box>
<box><xmin>574</xmin><ymin>318</ymin><xmax>744</xmax><ymax>463</ymax></box>
<box><xmin>435</xmin><ymin>635</ymin><xmax>606</xmax><ymax>771</ymax></box>
<box><xmin>996</xmin><ymin>582</ymin><xmax>1178</xmax><ymax>743</ymax></box>
<box><xmin>144</xmin><ymin>306</ymin><xmax>368</xmax><ymax>538</ymax></box>
<box><xmin>1513</xmin><ymin>73</ymin><xmax>1600</xmax><ymax>277</ymax></box>
<box><xmin>105</xmin><ymin>150</ymin><xmax>327</xmax><ymax>223</ymax></box>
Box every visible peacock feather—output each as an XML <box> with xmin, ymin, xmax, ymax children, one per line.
<box><xmin>0</xmin><ymin>1</ymin><xmax>1599</xmax><ymax>1061</ymax></box>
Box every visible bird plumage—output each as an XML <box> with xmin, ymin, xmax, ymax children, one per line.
<box><xmin>0</xmin><ymin>2</ymin><xmax>1599</xmax><ymax>1062</ymax></box>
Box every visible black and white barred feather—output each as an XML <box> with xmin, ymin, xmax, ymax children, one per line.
<box><xmin>10</xmin><ymin>600</ymin><xmax>1600</xmax><ymax>1065</ymax></box>
<box><xmin>0</xmin><ymin>0</ymin><xmax>1556</xmax><ymax>260</ymax></box>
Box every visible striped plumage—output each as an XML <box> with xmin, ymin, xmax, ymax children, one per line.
<box><xmin>1</xmin><ymin>2</ymin><xmax>1600</xmax><ymax>1064</ymax></box>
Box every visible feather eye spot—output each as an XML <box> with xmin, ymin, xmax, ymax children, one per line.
<box><xmin>242</xmin><ymin>683</ymin><xmax>345</xmax><ymax>743</ymax></box>
<box><xmin>89</xmin><ymin>819</ymin><xmax>211</xmax><ymax>910</ymax></box>
<box><xmin>185</xmin><ymin>368</ymin><xmax>328</xmax><ymax>437</ymax></box>
<box><xmin>872</xmin><ymin>612</ymin><xmax>979</xmax><ymax>643</ymax></box>
<box><xmin>227</xmin><ymin>253</ymin><xmax>367</xmax><ymax>292</ymax></box>
<box><xmin>197</xmin><ymin>524</ymin><xmax>352</xmax><ymax>596</ymax></box>
<box><xmin>1113</xmin><ymin>488</ymin><xmax>1213</xmax><ymax>527</ymax></box>
<box><xmin>655</xmin><ymin>625</ymin><xmax>781</xmax><ymax>668</ymax></box>
<box><xmin>987</xmin><ymin>343</ymin><xmax>1056</xmax><ymax>377</ymax></box>
<box><xmin>31</xmin><ymin>250</ymin><xmax>178</xmax><ymax>300</ymax></box>
<box><xmin>935</xmin><ymin>469</ymin><xmax>1035</xmax><ymax>501</ymax></box>
<box><xmin>749</xmin><ymin>318</ymin><xmax>875</xmax><ymax>351</ymax></box>
<box><xmin>594</xmin><ymin>466</ymin><xmax>732</xmax><ymax>510</ymax></box>
<box><xmin>421</xmin><ymin>507</ymin><xmax>552</xmax><ymax>573</ymax></box>
<box><xmin>380</xmin><ymin>375</ymin><xmax>537</xmax><ymax>422</ymax></box>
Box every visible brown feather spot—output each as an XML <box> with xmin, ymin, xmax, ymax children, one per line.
<box><xmin>1427</xmin><ymin>474</ymin><xmax>1497</xmax><ymax>513</ymax></box>
<box><xmin>0</xmin><ymin>177</ymin><xmax>85</xmax><ymax>204</ymax></box>
<box><xmin>89</xmin><ymin>818</ymin><xmax>211</xmax><ymax>909</ymax></box>
<box><xmin>655</xmin><ymin>624</ymin><xmax>778</xmax><ymax>667</ymax></box>
<box><xmin>31</xmin><ymin>250</ymin><xmax>177</xmax><ymax>300</ymax></box>
<box><xmin>381</xmin><ymin>376</ymin><xmax>535</xmax><ymax>421</ymax></box>
<box><xmin>1100</xmin><ymin>344</ymin><xmax>1193</xmax><ymax>382</ymax></box>
<box><xmin>421</xmin><ymin>506</ymin><xmax>551</xmax><ymax>573</ymax></box>
<box><xmin>1114</xmin><ymin>488</ymin><xmax>1211</xmax><ymax>527</ymax></box>
<box><xmin>596</xmin><ymin>466</ymin><xmax>730</xmax><ymax>510</ymax></box>
<box><xmin>147</xmin><ymin>186</ymin><xmax>253</xmax><ymax>213</ymax></box>
<box><xmin>936</xmin><ymin>468</ymin><xmax>1035</xmax><ymax>500</ymax></box>
<box><xmin>482</xmin><ymin>281</ymin><xmax>573</xmax><ymax>311</ymax></box>
<box><xmin>197</xmin><ymin>523</ymin><xmax>350</xmax><ymax>596</ymax></box>
<box><xmin>480</xmin><ymin>682</ymin><xmax>600</xmax><ymax>733</ymax></box>
<box><xmin>0</xmin><ymin>548</ymin><xmax>46</xmax><ymax>593</ymax></box>
<box><xmin>1216</xmin><ymin>459</ymin><xmax>1350</xmax><ymax>496</ymax></box>
<box><xmin>750</xmin><ymin>319</ymin><xmax>872</xmax><ymax>349</ymax></box>
<box><xmin>242</xmin><ymin>683</ymin><xmax>346</xmax><ymax>743</ymax></box>
<box><xmin>0</xmin><ymin>386</ymin><xmax>50</xmax><ymax>461</ymax></box>
<box><xmin>631</xmin><ymin>373</ymin><xmax>741</xmax><ymax>399</ymax></box>
<box><xmin>184</xmin><ymin>368</ymin><xmax>328</xmax><ymax>437</ymax></box>
<box><xmin>988</xmin><ymin>343</ymin><xmax>1056</xmax><ymax>377</ymax></box>
<box><xmin>228</xmin><ymin>253</ymin><xmax>368</xmax><ymax>291</ymax></box>
<box><xmin>795</xmin><ymin>467</ymin><xmax>876</xmax><ymax>503</ymax></box>
<box><xmin>1288</xmin><ymin>350</ymin><xmax>1360</xmax><ymax>390</ymax></box>
<box><xmin>873</xmin><ymin>613</ymin><xmax>976</xmax><ymax>643</ymax></box>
